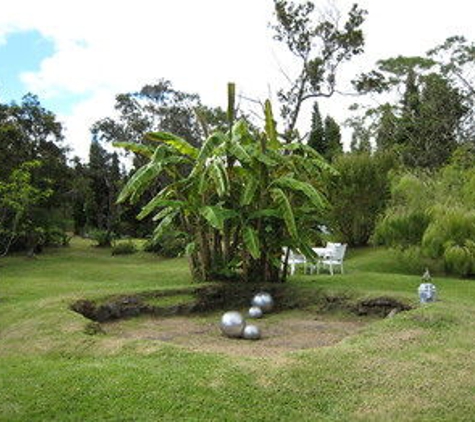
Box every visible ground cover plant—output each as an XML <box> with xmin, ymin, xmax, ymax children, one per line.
<box><xmin>2</xmin><ymin>238</ymin><xmax>475</xmax><ymax>421</ymax></box>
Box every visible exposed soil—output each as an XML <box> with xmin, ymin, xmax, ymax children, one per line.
<box><xmin>103</xmin><ymin>312</ymin><xmax>370</xmax><ymax>357</ymax></box>
<box><xmin>71</xmin><ymin>283</ymin><xmax>413</xmax><ymax>358</ymax></box>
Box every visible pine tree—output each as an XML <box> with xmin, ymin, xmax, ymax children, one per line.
<box><xmin>324</xmin><ymin>116</ymin><xmax>343</xmax><ymax>159</ymax></box>
<box><xmin>308</xmin><ymin>102</ymin><xmax>325</xmax><ymax>154</ymax></box>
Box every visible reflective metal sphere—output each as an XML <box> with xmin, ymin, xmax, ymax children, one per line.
<box><xmin>248</xmin><ymin>306</ymin><xmax>263</xmax><ymax>319</ymax></box>
<box><xmin>220</xmin><ymin>311</ymin><xmax>245</xmax><ymax>338</ymax></box>
<box><xmin>243</xmin><ymin>324</ymin><xmax>261</xmax><ymax>340</ymax></box>
<box><xmin>251</xmin><ymin>292</ymin><xmax>274</xmax><ymax>312</ymax></box>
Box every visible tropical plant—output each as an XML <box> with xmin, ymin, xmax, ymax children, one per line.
<box><xmin>117</xmin><ymin>85</ymin><xmax>333</xmax><ymax>282</ymax></box>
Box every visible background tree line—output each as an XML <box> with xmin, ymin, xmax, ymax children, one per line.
<box><xmin>2</xmin><ymin>1</ymin><xmax>475</xmax><ymax>280</ymax></box>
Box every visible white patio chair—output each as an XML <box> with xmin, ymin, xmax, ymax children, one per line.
<box><xmin>282</xmin><ymin>248</ymin><xmax>308</xmax><ymax>276</ymax></box>
<box><xmin>317</xmin><ymin>243</ymin><xmax>347</xmax><ymax>275</ymax></box>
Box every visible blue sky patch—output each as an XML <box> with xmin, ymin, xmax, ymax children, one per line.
<box><xmin>0</xmin><ymin>30</ymin><xmax>90</xmax><ymax>114</ymax></box>
<box><xmin>0</xmin><ymin>30</ymin><xmax>55</xmax><ymax>102</ymax></box>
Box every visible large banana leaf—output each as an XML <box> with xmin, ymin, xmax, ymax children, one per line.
<box><xmin>240</xmin><ymin>175</ymin><xmax>258</xmax><ymax>206</ymax></box>
<box><xmin>210</xmin><ymin>161</ymin><xmax>229</xmax><ymax>197</ymax></box>
<box><xmin>117</xmin><ymin>162</ymin><xmax>162</xmax><ymax>204</ymax></box>
<box><xmin>138</xmin><ymin>188</ymin><xmax>185</xmax><ymax>219</ymax></box>
<box><xmin>232</xmin><ymin>120</ymin><xmax>253</xmax><ymax>146</ymax></box>
<box><xmin>151</xmin><ymin>206</ymin><xmax>179</xmax><ymax>222</ymax></box>
<box><xmin>146</xmin><ymin>132</ymin><xmax>198</xmax><ymax>159</ymax></box>
<box><xmin>243</xmin><ymin>225</ymin><xmax>260</xmax><ymax>259</ymax></box>
<box><xmin>112</xmin><ymin>142</ymin><xmax>155</xmax><ymax>158</ymax></box>
<box><xmin>199</xmin><ymin>205</ymin><xmax>237</xmax><ymax>231</ymax></box>
<box><xmin>273</xmin><ymin>176</ymin><xmax>327</xmax><ymax>209</ymax></box>
<box><xmin>151</xmin><ymin>211</ymin><xmax>178</xmax><ymax>242</ymax></box>
<box><xmin>271</xmin><ymin>187</ymin><xmax>298</xmax><ymax>239</ymax></box>
<box><xmin>196</xmin><ymin>132</ymin><xmax>226</xmax><ymax>164</ymax></box>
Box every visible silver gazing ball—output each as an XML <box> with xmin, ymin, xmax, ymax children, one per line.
<box><xmin>248</xmin><ymin>306</ymin><xmax>263</xmax><ymax>319</ymax></box>
<box><xmin>220</xmin><ymin>311</ymin><xmax>246</xmax><ymax>338</ymax></box>
<box><xmin>251</xmin><ymin>292</ymin><xmax>274</xmax><ymax>312</ymax></box>
<box><xmin>243</xmin><ymin>324</ymin><xmax>261</xmax><ymax>340</ymax></box>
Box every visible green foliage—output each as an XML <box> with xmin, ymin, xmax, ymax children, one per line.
<box><xmin>143</xmin><ymin>231</ymin><xmax>187</xmax><ymax>258</ymax></box>
<box><xmin>0</xmin><ymin>161</ymin><xmax>53</xmax><ymax>255</ymax></box>
<box><xmin>89</xmin><ymin>229</ymin><xmax>116</xmax><ymax>248</ymax></box>
<box><xmin>443</xmin><ymin>241</ymin><xmax>475</xmax><ymax>277</ymax></box>
<box><xmin>118</xmin><ymin>93</ymin><xmax>332</xmax><ymax>282</ymax></box>
<box><xmin>375</xmin><ymin>161</ymin><xmax>475</xmax><ymax>277</ymax></box>
<box><xmin>111</xmin><ymin>240</ymin><xmax>137</xmax><ymax>256</ymax></box>
<box><xmin>327</xmin><ymin>151</ymin><xmax>395</xmax><ymax>246</ymax></box>
<box><xmin>45</xmin><ymin>227</ymin><xmax>72</xmax><ymax>247</ymax></box>
<box><xmin>308</xmin><ymin>103</ymin><xmax>342</xmax><ymax>161</ymax></box>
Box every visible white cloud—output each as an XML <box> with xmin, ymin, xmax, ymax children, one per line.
<box><xmin>2</xmin><ymin>0</ymin><xmax>475</xmax><ymax>158</ymax></box>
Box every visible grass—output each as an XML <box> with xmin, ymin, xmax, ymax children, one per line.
<box><xmin>1</xmin><ymin>238</ymin><xmax>475</xmax><ymax>420</ymax></box>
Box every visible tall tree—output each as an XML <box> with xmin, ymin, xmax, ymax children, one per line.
<box><xmin>308</xmin><ymin>102</ymin><xmax>325</xmax><ymax>153</ymax></box>
<box><xmin>351</xmin><ymin>54</ymin><xmax>467</xmax><ymax>168</ymax></box>
<box><xmin>323</xmin><ymin>115</ymin><xmax>343</xmax><ymax>159</ymax></box>
<box><xmin>272</xmin><ymin>0</ymin><xmax>366</xmax><ymax>138</ymax></box>
<box><xmin>85</xmin><ymin>141</ymin><xmax>123</xmax><ymax>240</ymax></box>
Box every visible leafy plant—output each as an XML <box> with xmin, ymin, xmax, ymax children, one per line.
<box><xmin>117</xmin><ymin>85</ymin><xmax>334</xmax><ymax>282</ymax></box>
<box><xmin>375</xmin><ymin>162</ymin><xmax>475</xmax><ymax>277</ymax></box>
<box><xmin>143</xmin><ymin>231</ymin><xmax>187</xmax><ymax>258</ymax></box>
<box><xmin>327</xmin><ymin>151</ymin><xmax>395</xmax><ymax>246</ymax></box>
<box><xmin>111</xmin><ymin>240</ymin><xmax>137</xmax><ymax>256</ymax></box>
<box><xmin>89</xmin><ymin>229</ymin><xmax>116</xmax><ymax>248</ymax></box>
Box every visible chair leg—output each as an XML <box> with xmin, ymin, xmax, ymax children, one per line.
<box><xmin>341</xmin><ymin>263</ymin><xmax>344</xmax><ymax>274</ymax></box>
<box><xmin>330</xmin><ymin>263</ymin><xmax>334</xmax><ymax>276</ymax></box>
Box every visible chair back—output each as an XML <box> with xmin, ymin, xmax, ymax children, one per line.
<box><xmin>331</xmin><ymin>244</ymin><xmax>347</xmax><ymax>262</ymax></box>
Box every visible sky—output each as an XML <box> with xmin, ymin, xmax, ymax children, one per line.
<box><xmin>1</xmin><ymin>0</ymin><xmax>475</xmax><ymax>160</ymax></box>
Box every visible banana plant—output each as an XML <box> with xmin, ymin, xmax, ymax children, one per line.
<box><xmin>116</xmin><ymin>85</ymin><xmax>333</xmax><ymax>282</ymax></box>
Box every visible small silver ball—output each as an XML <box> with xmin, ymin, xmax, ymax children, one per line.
<box><xmin>220</xmin><ymin>311</ymin><xmax>245</xmax><ymax>338</ymax></box>
<box><xmin>243</xmin><ymin>324</ymin><xmax>261</xmax><ymax>340</ymax></box>
<box><xmin>248</xmin><ymin>306</ymin><xmax>263</xmax><ymax>318</ymax></box>
<box><xmin>251</xmin><ymin>292</ymin><xmax>274</xmax><ymax>312</ymax></box>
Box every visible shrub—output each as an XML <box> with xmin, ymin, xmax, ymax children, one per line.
<box><xmin>44</xmin><ymin>227</ymin><xmax>71</xmax><ymax>247</ymax></box>
<box><xmin>376</xmin><ymin>162</ymin><xmax>475</xmax><ymax>277</ymax></box>
<box><xmin>373</xmin><ymin>210</ymin><xmax>430</xmax><ymax>247</ymax></box>
<box><xmin>111</xmin><ymin>240</ymin><xmax>137</xmax><ymax>256</ymax></box>
<box><xmin>143</xmin><ymin>231</ymin><xmax>186</xmax><ymax>258</ymax></box>
<box><xmin>89</xmin><ymin>229</ymin><xmax>116</xmax><ymax>247</ymax></box>
<box><xmin>327</xmin><ymin>151</ymin><xmax>395</xmax><ymax>246</ymax></box>
<box><xmin>443</xmin><ymin>241</ymin><xmax>475</xmax><ymax>277</ymax></box>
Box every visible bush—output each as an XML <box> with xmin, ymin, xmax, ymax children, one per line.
<box><xmin>111</xmin><ymin>240</ymin><xmax>137</xmax><ymax>256</ymax></box>
<box><xmin>443</xmin><ymin>241</ymin><xmax>475</xmax><ymax>277</ymax></box>
<box><xmin>327</xmin><ymin>151</ymin><xmax>395</xmax><ymax>246</ymax></box>
<box><xmin>375</xmin><ymin>162</ymin><xmax>475</xmax><ymax>277</ymax></box>
<box><xmin>44</xmin><ymin>227</ymin><xmax>71</xmax><ymax>247</ymax></box>
<box><xmin>89</xmin><ymin>229</ymin><xmax>116</xmax><ymax>247</ymax></box>
<box><xmin>393</xmin><ymin>246</ymin><xmax>443</xmax><ymax>275</ymax></box>
<box><xmin>373</xmin><ymin>210</ymin><xmax>430</xmax><ymax>247</ymax></box>
<box><xmin>143</xmin><ymin>231</ymin><xmax>187</xmax><ymax>258</ymax></box>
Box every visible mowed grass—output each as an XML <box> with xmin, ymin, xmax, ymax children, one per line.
<box><xmin>2</xmin><ymin>238</ymin><xmax>475</xmax><ymax>421</ymax></box>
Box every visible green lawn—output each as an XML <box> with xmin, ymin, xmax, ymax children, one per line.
<box><xmin>1</xmin><ymin>238</ymin><xmax>475</xmax><ymax>421</ymax></box>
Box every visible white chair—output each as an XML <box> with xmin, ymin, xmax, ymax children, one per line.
<box><xmin>282</xmin><ymin>248</ymin><xmax>308</xmax><ymax>276</ymax></box>
<box><xmin>317</xmin><ymin>244</ymin><xmax>347</xmax><ymax>275</ymax></box>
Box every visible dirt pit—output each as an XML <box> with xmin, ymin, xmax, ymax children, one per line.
<box><xmin>102</xmin><ymin>311</ymin><xmax>370</xmax><ymax>358</ymax></box>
